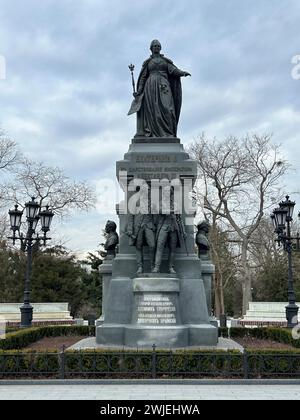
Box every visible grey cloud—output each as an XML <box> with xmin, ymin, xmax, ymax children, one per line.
<box><xmin>1</xmin><ymin>0</ymin><xmax>300</xmax><ymax>254</ymax></box>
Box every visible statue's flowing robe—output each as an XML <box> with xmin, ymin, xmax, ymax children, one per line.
<box><xmin>129</xmin><ymin>55</ymin><xmax>183</xmax><ymax>137</ymax></box>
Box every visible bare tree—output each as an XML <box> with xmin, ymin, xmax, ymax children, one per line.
<box><xmin>249</xmin><ymin>217</ymin><xmax>282</xmax><ymax>269</ymax></box>
<box><xmin>0</xmin><ymin>130</ymin><xmax>20</xmax><ymax>171</ymax></box>
<box><xmin>2</xmin><ymin>158</ymin><xmax>96</xmax><ymax>217</ymax></box>
<box><xmin>249</xmin><ymin>217</ymin><xmax>290</xmax><ymax>302</ymax></box>
<box><xmin>190</xmin><ymin>133</ymin><xmax>289</xmax><ymax>314</ymax></box>
<box><xmin>0</xmin><ymin>130</ymin><xmax>22</xmax><ymax>235</ymax></box>
<box><xmin>208</xmin><ymin>216</ymin><xmax>243</xmax><ymax>317</ymax></box>
<box><xmin>0</xmin><ymin>130</ymin><xmax>21</xmax><ymax>204</ymax></box>
<box><xmin>0</xmin><ymin>213</ymin><xmax>9</xmax><ymax>241</ymax></box>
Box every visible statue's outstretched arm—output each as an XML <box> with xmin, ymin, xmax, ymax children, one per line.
<box><xmin>168</xmin><ymin>63</ymin><xmax>191</xmax><ymax>77</ymax></box>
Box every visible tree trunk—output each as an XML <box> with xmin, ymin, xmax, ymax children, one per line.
<box><xmin>241</xmin><ymin>240</ymin><xmax>252</xmax><ymax>315</ymax></box>
<box><xmin>214</xmin><ymin>271</ymin><xmax>225</xmax><ymax>318</ymax></box>
<box><xmin>211</xmin><ymin>219</ymin><xmax>226</xmax><ymax>318</ymax></box>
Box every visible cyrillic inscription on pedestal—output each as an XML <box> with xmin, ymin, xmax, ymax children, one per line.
<box><xmin>136</xmin><ymin>293</ymin><xmax>177</xmax><ymax>325</ymax></box>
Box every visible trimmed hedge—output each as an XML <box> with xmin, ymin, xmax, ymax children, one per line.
<box><xmin>0</xmin><ymin>325</ymin><xmax>95</xmax><ymax>350</ymax></box>
<box><xmin>0</xmin><ymin>348</ymin><xmax>300</xmax><ymax>378</ymax></box>
<box><xmin>0</xmin><ymin>350</ymin><xmax>59</xmax><ymax>376</ymax></box>
<box><xmin>64</xmin><ymin>349</ymin><xmax>243</xmax><ymax>377</ymax></box>
<box><xmin>1</xmin><ymin>325</ymin><xmax>300</xmax><ymax>377</ymax></box>
<box><xmin>217</xmin><ymin>326</ymin><xmax>300</xmax><ymax>347</ymax></box>
<box><xmin>229</xmin><ymin>327</ymin><xmax>300</xmax><ymax>348</ymax></box>
<box><xmin>1</xmin><ymin>325</ymin><xmax>300</xmax><ymax>351</ymax></box>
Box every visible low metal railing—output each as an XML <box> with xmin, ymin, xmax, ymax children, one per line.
<box><xmin>0</xmin><ymin>346</ymin><xmax>299</xmax><ymax>379</ymax></box>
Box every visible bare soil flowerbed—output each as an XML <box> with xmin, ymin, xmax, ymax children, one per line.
<box><xmin>19</xmin><ymin>335</ymin><xmax>296</xmax><ymax>351</ymax></box>
<box><xmin>24</xmin><ymin>336</ymin><xmax>87</xmax><ymax>351</ymax></box>
<box><xmin>234</xmin><ymin>336</ymin><xmax>295</xmax><ymax>350</ymax></box>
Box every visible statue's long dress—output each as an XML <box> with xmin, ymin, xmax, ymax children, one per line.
<box><xmin>136</xmin><ymin>57</ymin><xmax>183</xmax><ymax>138</ymax></box>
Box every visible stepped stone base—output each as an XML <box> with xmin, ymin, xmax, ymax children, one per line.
<box><xmin>70</xmin><ymin>337</ymin><xmax>243</xmax><ymax>352</ymax></box>
<box><xmin>0</xmin><ymin>303</ymin><xmax>72</xmax><ymax>322</ymax></box>
<box><xmin>96</xmin><ymin>274</ymin><xmax>218</xmax><ymax>348</ymax></box>
<box><xmin>243</xmin><ymin>302</ymin><xmax>300</xmax><ymax>322</ymax></box>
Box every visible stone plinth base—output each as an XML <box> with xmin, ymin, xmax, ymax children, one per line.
<box><xmin>96</xmin><ymin>323</ymin><xmax>218</xmax><ymax>348</ymax></box>
<box><xmin>96</xmin><ymin>274</ymin><xmax>218</xmax><ymax>348</ymax></box>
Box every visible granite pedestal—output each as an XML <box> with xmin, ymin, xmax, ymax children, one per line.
<box><xmin>96</xmin><ymin>137</ymin><xmax>218</xmax><ymax>347</ymax></box>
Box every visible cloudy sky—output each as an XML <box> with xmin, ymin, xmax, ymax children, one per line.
<box><xmin>0</xmin><ymin>0</ymin><xmax>300</xmax><ymax>256</ymax></box>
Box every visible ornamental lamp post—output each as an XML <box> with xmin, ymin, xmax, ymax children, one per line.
<box><xmin>271</xmin><ymin>196</ymin><xmax>299</xmax><ymax>328</ymax></box>
<box><xmin>39</xmin><ymin>205</ymin><xmax>54</xmax><ymax>242</ymax></box>
<box><xmin>273</xmin><ymin>207</ymin><xmax>288</xmax><ymax>231</ymax></box>
<box><xmin>8</xmin><ymin>205</ymin><xmax>23</xmax><ymax>242</ymax></box>
<box><xmin>279</xmin><ymin>195</ymin><xmax>295</xmax><ymax>221</ymax></box>
<box><xmin>8</xmin><ymin>198</ymin><xmax>54</xmax><ymax>328</ymax></box>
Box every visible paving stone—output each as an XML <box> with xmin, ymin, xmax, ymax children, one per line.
<box><xmin>1</xmin><ymin>384</ymin><xmax>300</xmax><ymax>400</ymax></box>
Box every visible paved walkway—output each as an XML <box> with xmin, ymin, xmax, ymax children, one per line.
<box><xmin>0</xmin><ymin>383</ymin><xmax>300</xmax><ymax>400</ymax></box>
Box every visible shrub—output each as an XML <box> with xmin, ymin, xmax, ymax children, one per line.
<box><xmin>0</xmin><ymin>346</ymin><xmax>300</xmax><ymax>378</ymax></box>
<box><xmin>0</xmin><ymin>350</ymin><xmax>59</xmax><ymax>376</ymax></box>
<box><xmin>0</xmin><ymin>325</ymin><xmax>95</xmax><ymax>350</ymax></box>
<box><xmin>229</xmin><ymin>327</ymin><xmax>300</xmax><ymax>348</ymax></box>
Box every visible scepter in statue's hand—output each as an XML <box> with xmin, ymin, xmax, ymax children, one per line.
<box><xmin>127</xmin><ymin>63</ymin><xmax>143</xmax><ymax>115</ymax></box>
<box><xmin>128</xmin><ymin>63</ymin><xmax>137</xmax><ymax>97</ymax></box>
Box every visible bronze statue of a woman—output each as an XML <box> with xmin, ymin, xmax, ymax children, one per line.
<box><xmin>128</xmin><ymin>40</ymin><xmax>191</xmax><ymax>138</ymax></box>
